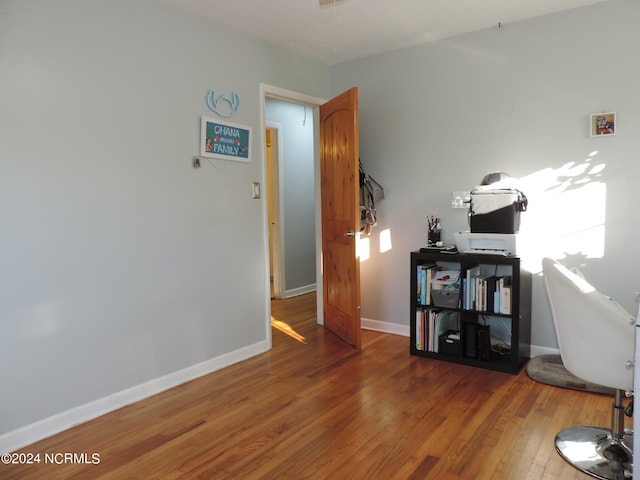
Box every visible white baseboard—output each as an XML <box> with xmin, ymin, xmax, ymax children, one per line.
<box><xmin>0</xmin><ymin>340</ymin><xmax>270</xmax><ymax>454</ymax></box>
<box><xmin>530</xmin><ymin>345</ymin><xmax>560</xmax><ymax>357</ymax></box>
<box><xmin>361</xmin><ymin>317</ymin><xmax>409</xmax><ymax>337</ymax></box>
<box><xmin>285</xmin><ymin>284</ymin><xmax>316</xmax><ymax>298</ymax></box>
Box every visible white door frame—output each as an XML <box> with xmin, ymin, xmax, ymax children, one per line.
<box><xmin>266</xmin><ymin>122</ymin><xmax>285</xmax><ymax>300</ymax></box>
<box><xmin>259</xmin><ymin>83</ymin><xmax>326</xmax><ymax>347</ymax></box>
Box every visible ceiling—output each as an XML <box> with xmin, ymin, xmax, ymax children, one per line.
<box><xmin>161</xmin><ymin>0</ymin><xmax>607</xmax><ymax>65</ymax></box>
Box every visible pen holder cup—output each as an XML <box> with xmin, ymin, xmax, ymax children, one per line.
<box><xmin>428</xmin><ymin>231</ymin><xmax>441</xmax><ymax>246</ymax></box>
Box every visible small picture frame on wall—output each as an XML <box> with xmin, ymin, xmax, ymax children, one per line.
<box><xmin>590</xmin><ymin>112</ymin><xmax>616</xmax><ymax>137</ymax></box>
<box><xmin>200</xmin><ymin>116</ymin><xmax>252</xmax><ymax>162</ymax></box>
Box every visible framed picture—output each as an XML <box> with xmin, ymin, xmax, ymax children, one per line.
<box><xmin>200</xmin><ymin>116</ymin><xmax>252</xmax><ymax>162</ymax></box>
<box><xmin>590</xmin><ymin>112</ymin><xmax>616</xmax><ymax>137</ymax></box>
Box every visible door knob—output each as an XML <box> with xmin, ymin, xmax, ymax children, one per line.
<box><xmin>344</xmin><ymin>231</ymin><xmax>357</xmax><ymax>237</ymax></box>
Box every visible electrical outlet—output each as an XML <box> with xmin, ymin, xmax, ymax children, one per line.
<box><xmin>452</xmin><ymin>191</ymin><xmax>469</xmax><ymax>209</ymax></box>
<box><xmin>192</xmin><ymin>156</ymin><xmax>201</xmax><ymax>168</ymax></box>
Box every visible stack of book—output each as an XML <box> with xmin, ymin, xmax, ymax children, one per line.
<box><xmin>416</xmin><ymin>264</ymin><xmax>438</xmax><ymax>305</ymax></box>
<box><xmin>461</xmin><ymin>267</ymin><xmax>512</xmax><ymax>314</ymax></box>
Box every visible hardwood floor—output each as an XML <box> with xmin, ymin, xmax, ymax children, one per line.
<box><xmin>3</xmin><ymin>293</ymin><xmax>616</xmax><ymax>479</ymax></box>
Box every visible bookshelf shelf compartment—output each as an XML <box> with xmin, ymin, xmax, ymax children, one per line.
<box><xmin>410</xmin><ymin>251</ymin><xmax>531</xmax><ymax>374</ymax></box>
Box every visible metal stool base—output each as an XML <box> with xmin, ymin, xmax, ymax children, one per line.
<box><xmin>556</xmin><ymin>426</ymin><xmax>633</xmax><ymax>480</ymax></box>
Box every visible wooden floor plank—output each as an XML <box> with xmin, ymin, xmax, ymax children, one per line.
<box><xmin>2</xmin><ymin>293</ymin><xmax>618</xmax><ymax>479</ymax></box>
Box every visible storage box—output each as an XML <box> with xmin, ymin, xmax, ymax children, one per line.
<box><xmin>439</xmin><ymin>330</ymin><xmax>460</xmax><ymax>356</ymax></box>
<box><xmin>431</xmin><ymin>288</ymin><xmax>460</xmax><ymax>308</ymax></box>
<box><xmin>470</xmin><ymin>188</ymin><xmax>527</xmax><ymax>234</ymax></box>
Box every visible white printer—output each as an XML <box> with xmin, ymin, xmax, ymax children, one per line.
<box><xmin>454</xmin><ymin>232</ymin><xmax>520</xmax><ymax>256</ymax></box>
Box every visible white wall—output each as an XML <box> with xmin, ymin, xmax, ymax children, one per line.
<box><xmin>0</xmin><ymin>0</ymin><xmax>328</xmax><ymax>447</ymax></box>
<box><xmin>265</xmin><ymin>100</ymin><xmax>316</xmax><ymax>295</ymax></box>
<box><xmin>330</xmin><ymin>0</ymin><xmax>640</xmax><ymax>352</ymax></box>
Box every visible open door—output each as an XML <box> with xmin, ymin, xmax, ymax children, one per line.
<box><xmin>320</xmin><ymin>87</ymin><xmax>361</xmax><ymax>349</ymax></box>
<box><xmin>265</xmin><ymin>125</ymin><xmax>284</xmax><ymax>300</ymax></box>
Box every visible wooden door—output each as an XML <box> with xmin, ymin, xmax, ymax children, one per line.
<box><xmin>320</xmin><ymin>87</ymin><xmax>361</xmax><ymax>349</ymax></box>
<box><xmin>266</xmin><ymin>126</ymin><xmax>283</xmax><ymax>299</ymax></box>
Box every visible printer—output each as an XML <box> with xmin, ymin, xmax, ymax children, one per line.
<box><xmin>454</xmin><ymin>231</ymin><xmax>520</xmax><ymax>256</ymax></box>
<box><xmin>454</xmin><ymin>172</ymin><xmax>527</xmax><ymax>256</ymax></box>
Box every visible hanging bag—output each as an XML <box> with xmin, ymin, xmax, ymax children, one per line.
<box><xmin>359</xmin><ymin>160</ymin><xmax>384</xmax><ymax>234</ymax></box>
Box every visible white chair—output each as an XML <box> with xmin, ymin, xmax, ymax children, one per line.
<box><xmin>542</xmin><ymin>257</ymin><xmax>635</xmax><ymax>480</ymax></box>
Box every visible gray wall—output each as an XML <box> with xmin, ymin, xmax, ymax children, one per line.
<box><xmin>0</xmin><ymin>0</ymin><xmax>328</xmax><ymax>439</ymax></box>
<box><xmin>331</xmin><ymin>0</ymin><xmax>640</xmax><ymax>351</ymax></box>
<box><xmin>265</xmin><ymin>100</ymin><xmax>316</xmax><ymax>294</ymax></box>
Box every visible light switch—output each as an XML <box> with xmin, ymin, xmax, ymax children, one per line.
<box><xmin>252</xmin><ymin>182</ymin><xmax>261</xmax><ymax>199</ymax></box>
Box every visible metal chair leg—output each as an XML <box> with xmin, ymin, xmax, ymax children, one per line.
<box><xmin>555</xmin><ymin>390</ymin><xmax>633</xmax><ymax>480</ymax></box>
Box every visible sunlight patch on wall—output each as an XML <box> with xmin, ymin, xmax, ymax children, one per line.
<box><xmin>517</xmin><ymin>152</ymin><xmax>606</xmax><ymax>273</ymax></box>
<box><xmin>357</xmin><ymin>235</ymin><xmax>370</xmax><ymax>261</ymax></box>
<box><xmin>379</xmin><ymin>228</ymin><xmax>392</xmax><ymax>253</ymax></box>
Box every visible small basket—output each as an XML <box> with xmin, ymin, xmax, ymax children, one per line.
<box><xmin>439</xmin><ymin>330</ymin><xmax>460</xmax><ymax>356</ymax></box>
<box><xmin>432</xmin><ymin>288</ymin><xmax>460</xmax><ymax>308</ymax></box>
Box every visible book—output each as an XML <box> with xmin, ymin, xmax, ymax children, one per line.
<box><xmin>465</xmin><ymin>265</ymin><xmax>480</xmax><ymax>310</ymax></box>
<box><xmin>475</xmin><ymin>274</ymin><xmax>486</xmax><ymax>311</ymax></box>
<box><xmin>461</xmin><ymin>278</ymin><xmax>467</xmax><ymax>309</ymax></box>
<box><xmin>428</xmin><ymin>310</ymin><xmax>436</xmax><ymax>352</ymax></box>
<box><xmin>420</xmin><ymin>264</ymin><xmax>438</xmax><ymax>305</ymax></box>
<box><xmin>485</xmin><ymin>276</ymin><xmax>498</xmax><ymax>313</ymax></box>
<box><xmin>499</xmin><ymin>276</ymin><xmax>512</xmax><ymax>314</ymax></box>
<box><xmin>417</xmin><ymin>266</ymin><xmax>434</xmax><ymax>304</ymax></box>
<box><xmin>415</xmin><ymin>310</ymin><xmax>424</xmax><ymax>350</ymax></box>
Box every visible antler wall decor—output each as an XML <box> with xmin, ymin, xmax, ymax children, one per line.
<box><xmin>206</xmin><ymin>90</ymin><xmax>241</xmax><ymax>118</ymax></box>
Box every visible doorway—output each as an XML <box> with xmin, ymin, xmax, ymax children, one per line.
<box><xmin>265</xmin><ymin>99</ymin><xmax>317</xmax><ymax>301</ymax></box>
<box><xmin>261</xmin><ymin>85</ymin><xmax>363</xmax><ymax>350</ymax></box>
<box><xmin>260</xmin><ymin>84</ymin><xmax>326</xmax><ymax>345</ymax></box>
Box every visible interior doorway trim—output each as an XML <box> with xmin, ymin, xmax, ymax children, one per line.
<box><xmin>259</xmin><ymin>83</ymin><xmax>327</xmax><ymax>346</ymax></box>
<box><xmin>266</xmin><ymin>122</ymin><xmax>285</xmax><ymax>300</ymax></box>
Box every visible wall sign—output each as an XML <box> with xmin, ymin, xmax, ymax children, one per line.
<box><xmin>200</xmin><ymin>116</ymin><xmax>252</xmax><ymax>163</ymax></box>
